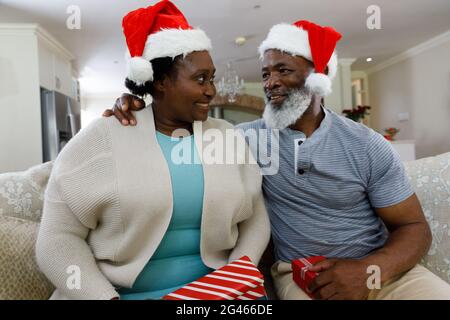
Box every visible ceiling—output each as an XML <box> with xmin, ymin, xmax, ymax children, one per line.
<box><xmin>1</xmin><ymin>0</ymin><xmax>450</xmax><ymax>96</ymax></box>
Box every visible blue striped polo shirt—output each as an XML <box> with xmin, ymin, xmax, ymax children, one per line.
<box><xmin>237</xmin><ymin>107</ymin><xmax>413</xmax><ymax>262</ymax></box>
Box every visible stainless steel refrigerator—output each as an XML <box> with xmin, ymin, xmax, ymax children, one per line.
<box><xmin>40</xmin><ymin>88</ymin><xmax>81</xmax><ymax>162</ymax></box>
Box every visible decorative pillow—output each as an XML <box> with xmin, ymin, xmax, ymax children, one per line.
<box><xmin>0</xmin><ymin>162</ymin><xmax>53</xmax><ymax>222</ymax></box>
<box><xmin>0</xmin><ymin>215</ymin><xmax>54</xmax><ymax>299</ymax></box>
<box><xmin>404</xmin><ymin>152</ymin><xmax>450</xmax><ymax>284</ymax></box>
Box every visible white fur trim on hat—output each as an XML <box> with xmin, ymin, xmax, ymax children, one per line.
<box><xmin>126</xmin><ymin>28</ymin><xmax>212</xmax><ymax>85</ymax></box>
<box><xmin>143</xmin><ymin>28</ymin><xmax>211</xmax><ymax>61</ymax></box>
<box><xmin>326</xmin><ymin>52</ymin><xmax>338</xmax><ymax>80</ymax></box>
<box><xmin>258</xmin><ymin>23</ymin><xmax>338</xmax><ymax>80</ymax></box>
<box><xmin>305</xmin><ymin>73</ymin><xmax>332</xmax><ymax>97</ymax></box>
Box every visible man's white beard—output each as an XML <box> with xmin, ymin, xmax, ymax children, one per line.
<box><xmin>263</xmin><ymin>88</ymin><xmax>312</xmax><ymax>129</ymax></box>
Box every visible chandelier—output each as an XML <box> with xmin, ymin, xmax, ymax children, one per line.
<box><xmin>216</xmin><ymin>62</ymin><xmax>245</xmax><ymax>103</ymax></box>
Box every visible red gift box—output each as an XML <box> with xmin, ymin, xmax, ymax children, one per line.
<box><xmin>163</xmin><ymin>256</ymin><xmax>266</xmax><ymax>300</ymax></box>
<box><xmin>292</xmin><ymin>256</ymin><xmax>326</xmax><ymax>298</ymax></box>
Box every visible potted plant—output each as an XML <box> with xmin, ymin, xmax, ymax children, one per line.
<box><xmin>342</xmin><ymin>105</ymin><xmax>371</xmax><ymax>123</ymax></box>
<box><xmin>384</xmin><ymin>127</ymin><xmax>400</xmax><ymax>141</ymax></box>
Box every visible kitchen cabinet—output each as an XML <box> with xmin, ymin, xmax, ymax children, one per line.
<box><xmin>0</xmin><ymin>23</ymin><xmax>77</xmax><ymax>172</ymax></box>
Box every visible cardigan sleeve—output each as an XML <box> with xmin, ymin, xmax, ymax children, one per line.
<box><xmin>227</xmin><ymin>128</ymin><xmax>271</xmax><ymax>266</ymax></box>
<box><xmin>36</xmin><ymin>193</ymin><xmax>119</xmax><ymax>300</ymax></box>
<box><xmin>36</xmin><ymin>119</ymin><xmax>119</xmax><ymax>300</ymax></box>
<box><xmin>228</xmin><ymin>189</ymin><xmax>271</xmax><ymax>266</ymax></box>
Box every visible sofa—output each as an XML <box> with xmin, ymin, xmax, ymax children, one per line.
<box><xmin>1</xmin><ymin>152</ymin><xmax>449</xmax><ymax>300</ymax></box>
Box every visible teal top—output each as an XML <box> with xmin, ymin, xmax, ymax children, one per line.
<box><xmin>118</xmin><ymin>132</ymin><xmax>212</xmax><ymax>300</ymax></box>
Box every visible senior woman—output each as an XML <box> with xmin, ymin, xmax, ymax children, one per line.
<box><xmin>36</xmin><ymin>0</ymin><xmax>270</xmax><ymax>300</ymax></box>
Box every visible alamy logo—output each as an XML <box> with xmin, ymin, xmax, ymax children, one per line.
<box><xmin>66</xmin><ymin>265</ymin><xmax>81</xmax><ymax>290</ymax></box>
<box><xmin>168</xmin><ymin>124</ymin><xmax>280</xmax><ymax>175</ymax></box>
<box><xmin>366</xmin><ymin>5</ymin><xmax>382</xmax><ymax>30</ymax></box>
<box><xmin>366</xmin><ymin>265</ymin><xmax>381</xmax><ymax>290</ymax></box>
<box><xmin>66</xmin><ymin>5</ymin><xmax>81</xmax><ymax>30</ymax></box>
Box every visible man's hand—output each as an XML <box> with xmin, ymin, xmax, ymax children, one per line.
<box><xmin>103</xmin><ymin>93</ymin><xmax>145</xmax><ymax>126</ymax></box>
<box><xmin>307</xmin><ymin>258</ymin><xmax>371</xmax><ymax>300</ymax></box>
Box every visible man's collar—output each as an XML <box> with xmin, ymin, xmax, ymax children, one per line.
<box><xmin>282</xmin><ymin>106</ymin><xmax>331</xmax><ymax>141</ymax></box>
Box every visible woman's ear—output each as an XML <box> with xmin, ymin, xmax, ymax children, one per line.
<box><xmin>153</xmin><ymin>79</ymin><xmax>164</xmax><ymax>93</ymax></box>
<box><xmin>153</xmin><ymin>76</ymin><xmax>170</xmax><ymax>94</ymax></box>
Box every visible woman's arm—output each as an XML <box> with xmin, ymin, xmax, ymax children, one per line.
<box><xmin>229</xmin><ymin>191</ymin><xmax>271</xmax><ymax>266</ymax></box>
<box><xmin>36</xmin><ymin>119</ymin><xmax>120</xmax><ymax>300</ymax></box>
<box><xmin>36</xmin><ymin>177</ymin><xmax>119</xmax><ymax>300</ymax></box>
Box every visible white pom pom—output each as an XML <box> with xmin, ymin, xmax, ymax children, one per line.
<box><xmin>127</xmin><ymin>56</ymin><xmax>153</xmax><ymax>85</ymax></box>
<box><xmin>305</xmin><ymin>73</ymin><xmax>332</xmax><ymax>97</ymax></box>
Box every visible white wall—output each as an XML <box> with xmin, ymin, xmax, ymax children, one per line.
<box><xmin>0</xmin><ymin>32</ymin><xmax>42</xmax><ymax>173</ymax></box>
<box><xmin>351</xmin><ymin>70</ymin><xmax>371</xmax><ymax>106</ymax></box>
<box><xmin>368</xmin><ymin>31</ymin><xmax>450</xmax><ymax>158</ymax></box>
<box><xmin>81</xmin><ymin>94</ymin><xmax>152</xmax><ymax>128</ymax></box>
<box><xmin>0</xmin><ymin>24</ymin><xmax>75</xmax><ymax>173</ymax></box>
<box><xmin>81</xmin><ymin>95</ymin><xmax>115</xmax><ymax>128</ymax></box>
<box><xmin>324</xmin><ymin>59</ymin><xmax>355</xmax><ymax>114</ymax></box>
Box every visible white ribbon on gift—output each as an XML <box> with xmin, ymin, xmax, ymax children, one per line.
<box><xmin>299</xmin><ymin>258</ymin><xmax>314</xmax><ymax>280</ymax></box>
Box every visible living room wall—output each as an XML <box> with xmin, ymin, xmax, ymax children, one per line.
<box><xmin>368</xmin><ymin>31</ymin><xmax>450</xmax><ymax>159</ymax></box>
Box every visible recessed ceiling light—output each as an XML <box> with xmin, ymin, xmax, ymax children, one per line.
<box><xmin>235</xmin><ymin>36</ymin><xmax>247</xmax><ymax>46</ymax></box>
<box><xmin>366</xmin><ymin>57</ymin><xmax>373</xmax><ymax>62</ymax></box>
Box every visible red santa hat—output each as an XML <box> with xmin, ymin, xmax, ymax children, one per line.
<box><xmin>258</xmin><ymin>20</ymin><xmax>342</xmax><ymax>96</ymax></box>
<box><xmin>122</xmin><ymin>0</ymin><xmax>212</xmax><ymax>85</ymax></box>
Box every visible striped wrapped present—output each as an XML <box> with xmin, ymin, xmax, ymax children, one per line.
<box><xmin>163</xmin><ymin>256</ymin><xmax>266</xmax><ymax>300</ymax></box>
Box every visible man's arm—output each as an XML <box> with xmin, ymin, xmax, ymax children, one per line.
<box><xmin>308</xmin><ymin>132</ymin><xmax>431</xmax><ymax>300</ymax></box>
<box><xmin>103</xmin><ymin>93</ymin><xmax>145</xmax><ymax>125</ymax></box>
<box><xmin>361</xmin><ymin>132</ymin><xmax>432</xmax><ymax>283</ymax></box>
<box><xmin>308</xmin><ymin>194</ymin><xmax>430</xmax><ymax>300</ymax></box>
<box><xmin>362</xmin><ymin>193</ymin><xmax>431</xmax><ymax>282</ymax></box>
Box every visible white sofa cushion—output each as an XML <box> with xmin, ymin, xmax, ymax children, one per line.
<box><xmin>0</xmin><ymin>215</ymin><xmax>54</xmax><ymax>299</ymax></box>
<box><xmin>404</xmin><ymin>152</ymin><xmax>450</xmax><ymax>283</ymax></box>
<box><xmin>0</xmin><ymin>162</ymin><xmax>52</xmax><ymax>222</ymax></box>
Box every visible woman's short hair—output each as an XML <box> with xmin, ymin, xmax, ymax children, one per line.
<box><xmin>125</xmin><ymin>55</ymin><xmax>181</xmax><ymax>97</ymax></box>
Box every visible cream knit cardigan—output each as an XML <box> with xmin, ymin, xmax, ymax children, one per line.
<box><xmin>36</xmin><ymin>107</ymin><xmax>270</xmax><ymax>300</ymax></box>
